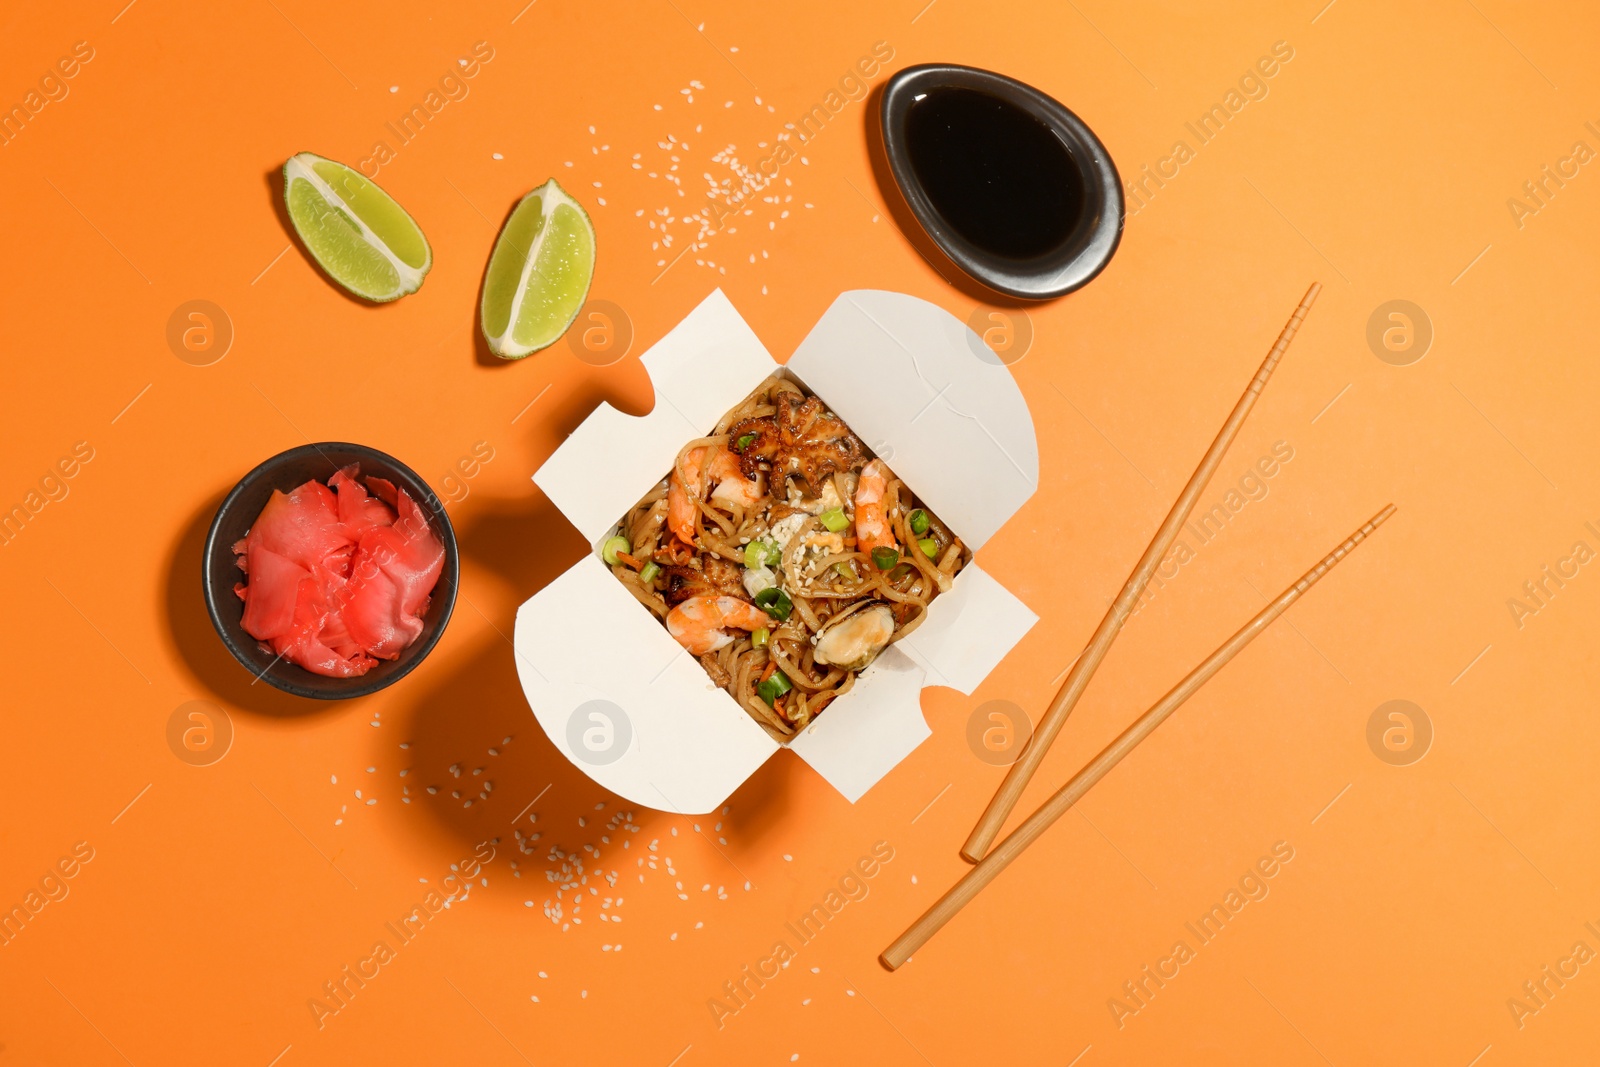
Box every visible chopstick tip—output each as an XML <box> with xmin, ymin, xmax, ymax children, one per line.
<box><xmin>1303</xmin><ymin>280</ymin><xmax>1323</xmax><ymax>304</ymax></box>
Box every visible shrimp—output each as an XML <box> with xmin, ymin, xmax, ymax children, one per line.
<box><xmin>853</xmin><ymin>458</ymin><xmax>896</xmax><ymax>555</ymax></box>
<box><xmin>708</xmin><ymin>449</ymin><xmax>762</xmax><ymax>507</ymax></box>
<box><xmin>665</xmin><ymin>595</ymin><xmax>772</xmax><ymax>655</ymax></box>
<box><xmin>667</xmin><ymin>445</ymin><xmax>762</xmax><ymax>544</ymax></box>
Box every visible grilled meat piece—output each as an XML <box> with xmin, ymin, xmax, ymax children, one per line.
<box><xmin>730</xmin><ymin>391</ymin><xmax>864</xmax><ymax>489</ymax></box>
<box><xmin>662</xmin><ymin>555</ymin><xmax>747</xmax><ymax>606</ymax></box>
<box><xmin>699</xmin><ymin>652</ymin><xmax>733</xmax><ymax>689</ymax></box>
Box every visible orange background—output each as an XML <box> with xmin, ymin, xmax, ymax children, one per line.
<box><xmin>3</xmin><ymin>0</ymin><xmax>1598</xmax><ymax>1063</ymax></box>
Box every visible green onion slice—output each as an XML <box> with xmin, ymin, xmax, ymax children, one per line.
<box><xmin>756</xmin><ymin>670</ymin><xmax>793</xmax><ymax>705</ymax></box>
<box><xmin>734</xmin><ymin>432</ymin><xmax>756</xmax><ymax>452</ymax></box>
<box><xmin>751</xmin><ymin>627</ymin><xmax>770</xmax><ymax>649</ymax></box>
<box><xmin>601</xmin><ymin>535</ymin><xmax>631</xmax><ymax>565</ymax></box>
<box><xmin>871</xmin><ymin>546</ymin><xmax>900</xmax><ymax>570</ymax></box>
<box><xmin>744</xmin><ymin>539</ymin><xmax>780</xmax><ymax>569</ymax></box>
<box><xmin>754</xmin><ymin>587</ymin><xmax>793</xmax><ymax>621</ymax></box>
<box><xmin>908</xmin><ymin>508</ymin><xmax>930</xmax><ymax>535</ymax></box>
<box><xmin>918</xmin><ymin>537</ymin><xmax>939</xmax><ymax>560</ymax></box>
<box><xmin>818</xmin><ymin>507</ymin><xmax>849</xmax><ymax>533</ymax></box>
<box><xmin>638</xmin><ymin>561</ymin><xmax>660</xmax><ymax>583</ymax></box>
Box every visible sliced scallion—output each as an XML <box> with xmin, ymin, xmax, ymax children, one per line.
<box><xmin>756</xmin><ymin>670</ymin><xmax>792</xmax><ymax>706</ymax></box>
<box><xmin>735</xmin><ymin>432</ymin><xmax>756</xmax><ymax>452</ymax></box>
<box><xmin>918</xmin><ymin>537</ymin><xmax>939</xmax><ymax>560</ymax></box>
<box><xmin>751</xmin><ymin>627</ymin><xmax>770</xmax><ymax>649</ymax></box>
<box><xmin>818</xmin><ymin>507</ymin><xmax>849</xmax><ymax>533</ymax></box>
<box><xmin>744</xmin><ymin>539</ymin><xmax>780</xmax><ymax>569</ymax></box>
<box><xmin>908</xmin><ymin>508</ymin><xmax>930</xmax><ymax>535</ymax></box>
<box><xmin>754</xmin><ymin>587</ymin><xmax>793</xmax><ymax>622</ymax></box>
<box><xmin>871</xmin><ymin>546</ymin><xmax>900</xmax><ymax>571</ymax></box>
<box><xmin>639</xmin><ymin>561</ymin><xmax>660</xmax><ymax>583</ymax></box>
<box><xmin>601</xmin><ymin>535</ymin><xmax>631</xmax><ymax>565</ymax></box>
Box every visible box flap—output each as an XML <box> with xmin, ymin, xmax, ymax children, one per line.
<box><xmin>897</xmin><ymin>561</ymin><xmax>1038</xmax><ymax>694</ymax></box>
<box><xmin>513</xmin><ymin>559</ymin><xmax>779</xmax><ymax>814</ymax></box>
<box><xmin>786</xmin><ymin>645</ymin><xmax>931</xmax><ymax>803</ymax></box>
<box><xmin>534</xmin><ymin>289</ymin><xmax>777</xmax><ymax>544</ymax></box>
<box><xmin>786</xmin><ymin>290</ymin><xmax>1039</xmax><ymax>551</ymax></box>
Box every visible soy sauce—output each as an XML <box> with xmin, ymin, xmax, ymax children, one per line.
<box><xmin>904</xmin><ymin>86</ymin><xmax>1085</xmax><ymax>260</ymax></box>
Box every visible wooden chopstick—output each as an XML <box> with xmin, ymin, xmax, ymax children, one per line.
<box><xmin>882</xmin><ymin>504</ymin><xmax>1395</xmax><ymax>970</ymax></box>
<box><xmin>960</xmin><ymin>282</ymin><xmax>1322</xmax><ymax>863</ymax></box>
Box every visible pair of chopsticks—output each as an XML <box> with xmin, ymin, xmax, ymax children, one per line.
<box><xmin>881</xmin><ymin>283</ymin><xmax>1395</xmax><ymax>970</ymax></box>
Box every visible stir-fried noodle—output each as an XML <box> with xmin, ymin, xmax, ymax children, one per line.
<box><xmin>603</xmin><ymin>375</ymin><xmax>968</xmax><ymax>740</ymax></box>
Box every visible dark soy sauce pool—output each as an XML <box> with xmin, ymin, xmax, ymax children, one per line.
<box><xmin>904</xmin><ymin>86</ymin><xmax>1086</xmax><ymax>261</ymax></box>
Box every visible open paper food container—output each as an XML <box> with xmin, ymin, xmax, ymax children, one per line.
<box><xmin>514</xmin><ymin>289</ymin><xmax>1039</xmax><ymax>813</ymax></box>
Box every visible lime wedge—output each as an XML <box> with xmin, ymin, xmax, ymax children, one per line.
<box><xmin>480</xmin><ymin>179</ymin><xmax>595</xmax><ymax>359</ymax></box>
<box><xmin>282</xmin><ymin>152</ymin><xmax>431</xmax><ymax>302</ymax></box>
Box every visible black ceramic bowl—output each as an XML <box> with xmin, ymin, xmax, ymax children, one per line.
<box><xmin>202</xmin><ymin>442</ymin><xmax>458</xmax><ymax>700</ymax></box>
<box><xmin>880</xmin><ymin>64</ymin><xmax>1123</xmax><ymax>300</ymax></box>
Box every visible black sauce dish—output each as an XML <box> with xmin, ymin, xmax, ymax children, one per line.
<box><xmin>879</xmin><ymin>63</ymin><xmax>1124</xmax><ymax>300</ymax></box>
<box><xmin>202</xmin><ymin>442</ymin><xmax>459</xmax><ymax>700</ymax></box>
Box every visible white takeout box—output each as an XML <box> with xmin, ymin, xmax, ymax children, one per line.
<box><xmin>513</xmin><ymin>289</ymin><xmax>1039</xmax><ymax>813</ymax></box>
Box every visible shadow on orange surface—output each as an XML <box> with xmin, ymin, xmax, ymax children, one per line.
<box><xmin>450</xmin><ymin>369</ymin><xmax>653</xmax><ymax>592</ymax></box>
<box><xmin>455</xmin><ymin>488</ymin><xmax>586</xmax><ymax>600</ymax></box>
<box><xmin>393</xmin><ymin>625</ymin><xmax>799</xmax><ymax>878</ymax></box>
